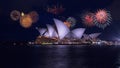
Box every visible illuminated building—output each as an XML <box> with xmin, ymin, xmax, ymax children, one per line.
<box><xmin>35</xmin><ymin>18</ymin><xmax>111</xmax><ymax>45</ymax></box>
<box><xmin>46</xmin><ymin>24</ymin><xmax>58</xmax><ymax>38</ymax></box>
<box><xmin>71</xmin><ymin>28</ymin><xmax>85</xmax><ymax>39</ymax></box>
<box><xmin>83</xmin><ymin>33</ymin><xmax>101</xmax><ymax>40</ymax></box>
<box><xmin>35</xmin><ymin>18</ymin><xmax>86</xmax><ymax>44</ymax></box>
<box><xmin>54</xmin><ymin>18</ymin><xmax>70</xmax><ymax>40</ymax></box>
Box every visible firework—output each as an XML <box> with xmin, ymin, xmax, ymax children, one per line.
<box><xmin>10</xmin><ymin>10</ymin><xmax>20</xmax><ymax>21</ymax></box>
<box><xmin>28</xmin><ymin>11</ymin><xmax>39</xmax><ymax>23</ymax></box>
<box><xmin>95</xmin><ymin>9</ymin><xmax>112</xmax><ymax>29</ymax></box>
<box><xmin>64</xmin><ymin>21</ymin><xmax>71</xmax><ymax>28</ymax></box>
<box><xmin>65</xmin><ymin>17</ymin><xmax>76</xmax><ymax>28</ymax></box>
<box><xmin>47</xmin><ymin>5</ymin><xmax>65</xmax><ymax>15</ymax></box>
<box><xmin>21</xmin><ymin>12</ymin><xmax>25</xmax><ymax>16</ymax></box>
<box><xmin>20</xmin><ymin>15</ymin><xmax>33</xmax><ymax>28</ymax></box>
<box><xmin>81</xmin><ymin>12</ymin><xmax>96</xmax><ymax>27</ymax></box>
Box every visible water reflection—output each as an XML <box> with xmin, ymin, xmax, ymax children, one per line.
<box><xmin>0</xmin><ymin>45</ymin><xmax>119</xmax><ymax>68</ymax></box>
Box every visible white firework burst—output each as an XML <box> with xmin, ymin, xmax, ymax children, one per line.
<box><xmin>10</xmin><ymin>10</ymin><xmax>21</xmax><ymax>21</ymax></box>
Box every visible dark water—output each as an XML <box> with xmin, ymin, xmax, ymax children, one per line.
<box><xmin>0</xmin><ymin>45</ymin><xmax>120</xmax><ymax>68</ymax></box>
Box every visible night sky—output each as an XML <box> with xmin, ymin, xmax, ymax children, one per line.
<box><xmin>0</xmin><ymin>0</ymin><xmax>120</xmax><ymax>41</ymax></box>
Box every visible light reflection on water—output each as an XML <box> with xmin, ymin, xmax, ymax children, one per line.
<box><xmin>33</xmin><ymin>45</ymin><xmax>120</xmax><ymax>68</ymax></box>
<box><xmin>33</xmin><ymin>45</ymin><xmax>86</xmax><ymax>68</ymax></box>
<box><xmin>0</xmin><ymin>45</ymin><xmax>120</xmax><ymax>68</ymax></box>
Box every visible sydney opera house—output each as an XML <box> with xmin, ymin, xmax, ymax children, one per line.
<box><xmin>34</xmin><ymin>18</ymin><xmax>106</xmax><ymax>45</ymax></box>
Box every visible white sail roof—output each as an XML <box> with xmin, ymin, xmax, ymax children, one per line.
<box><xmin>89</xmin><ymin>33</ymin><xmax>101</xmax><ymax>39</ymax></box>
<box><xmin>44</xmin><ymin>31</ymin><xmax>49</xmax><ymax>37</ymax></box>
<box><xmin>38</xmin><ymin>28</ymin><xmax>47</xmax><ymax>36</ymax></box>
<box><xmin>65</xmin><ymin>32</ymin><xmax>72</xmax><ymax>38</ymax></box>
<box><xmin>83</xmin><ymin>33</ymin><xmax>101</xmax><ymax>39</ymax></box>
<box><xmin>83</xmin><ymin>34</ymin><xmax>90</xmax><ymax>40</ymax></box>
<box><xmin>54</xmin><ymin>18</ymin><xmax>70</xmax><ymax>39</ymax></box>
<box><xmin>71</xmin><ymin>28</ymin><xmax>86</xmax><ymax>39</ymax></box>
<box><xmin>65</xmin><ymin>32</ymin><xmax>76</xmax><ymax>39</ymax></box>
<box><xmin>46</xmin><ymin>24</ymin><xmax>58</xmax><ymax>38</ymax></box>
<box><xmin>53</xmin><ymin>30</ymin><xmax>58</xmax><ymax>38</ymax></box>
<box><xmin>46</xmin><ymin>24</ymin><xmax>55</xmax><ymax>38</ymax></box>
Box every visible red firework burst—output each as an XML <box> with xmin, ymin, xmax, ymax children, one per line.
<box><xmin>95</xmin><ymin>9</ymin><xmax>112</xmax><ymax>29</ymax></box>
<box><xmin>95</xmin><ymin>9</ymin><xmax>111</xmax><ymax>23</ymax></box>
<box><xmin>47</xmin><ymin>5</ymin><xmax>65</xmax><ymax>15</ymax></box>
<box><xmin>28</xmin><ymin>11</ymin><xmax>39</xmax><ymax>23</ymax></box>
<box><xmin>82</xmin><ymin>12</ymin><xmax>95</xmax><ymax>26</ymax></box>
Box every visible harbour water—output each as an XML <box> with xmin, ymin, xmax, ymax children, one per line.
<box><xmin>0</xmin><ymin>45</ymin><xmax>120</xmax><ymax>68</ymax></box>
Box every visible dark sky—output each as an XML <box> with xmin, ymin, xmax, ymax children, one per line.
<box><xmin>0</xmin><ymin>0</ymin><xmax>120</xmax><ymax>41</ymax></box>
